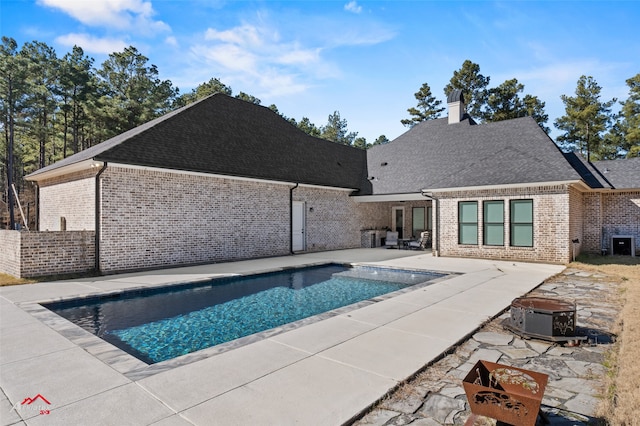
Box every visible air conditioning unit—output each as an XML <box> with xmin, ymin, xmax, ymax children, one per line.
<box><xmin>611</xmin><ymin>235</ymin><xmax>635</xmax><ymax>256</ymax></box>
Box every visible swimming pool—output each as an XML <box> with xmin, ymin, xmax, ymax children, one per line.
<box><xmin>43</xmin><ymin>264</ymin><xmax>444</xmax><ymax>364</ymax></box>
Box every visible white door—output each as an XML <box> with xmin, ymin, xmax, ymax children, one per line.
<box><xmin>292</xmin><ymin>201</ymin><xmax>305</xmax><ymax>252</ymax></box>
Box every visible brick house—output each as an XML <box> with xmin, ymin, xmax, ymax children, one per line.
<box><xmin>19</xmin><ymin>92</ymin><xmax>639</xmax><ymax>275</ymax></box>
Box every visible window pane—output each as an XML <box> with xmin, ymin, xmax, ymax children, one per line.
<box><xmin>511</xmin><ymin>200</ymin><xmax>533</xmax><ymax>222</ymax></box>
<box><xmin>459</xmin><ymin>202</ymin><xmax>478</xmax><ymax>244</ymax></box>
<box><xmin>412</xmin><ymin>207</ymin><xmax>425</xmax><ymax>238</ymax></box>
<box><xmin>484</xmin><ymin>224</ymin><xmax>504</xmax><ymax>246</ymax></box>
<box><xmin>460</xmin><ymin>224</ymin><xmax>478</xmax><ymax>244</ymax></box>
<box><xmin>484</xmin><ymin>201</ymin><xmax>504</xmax><ymax>223</ymax></box>
<box><xmin>427</xmin><ymin>207</ymin><xmax>433</xmax><ymax>230</ymax></box>
<box><xmin>510</xmin><ymin>199</ymin><xmax>533</xmax><ymax>247</ymax></box>
<box><xmin>459</xmin><ymin>202</ymin><xmax>477</xmax><ymax>222</ymax></box>
<box><xmin>512</xmin><ymin>224</ymin><xmax>533</xmax><ymax>247</ymax></box>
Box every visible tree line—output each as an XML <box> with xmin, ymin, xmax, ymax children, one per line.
<box><xmin>402</xmin><ymin>60</ymin><xmax>639</xmax><ymax>160</ymax></box>
<box><xmin>1</xmin><ymin>37</ymin><xmax>639</xmax><ymax>227</ymax></box>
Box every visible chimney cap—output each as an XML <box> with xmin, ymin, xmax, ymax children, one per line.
<box><xmin>447</xmin><ymin>89</ymin><xmax>464</xmax><ymax>103</ymax></box>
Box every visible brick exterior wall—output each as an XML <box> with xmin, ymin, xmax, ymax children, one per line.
<box><xmin>582</xmin><ymin>191</ymin><xmax>640</xmax><ymax>254</ymax></box>
<box><xmin>434</xmin><ymin>185</ymin><xmax>573</xmax><ymax>264</ymax></box>
<box><xmin>568</xmin><ymin>186</ymin><xmax>585</xmax><ymax>259</ymax></box>
<box><xmin>294</xmin><ymin>187</ymin><xmax>361</xmax><ymax>251</ymax></box>
<box><xmin>13</xmin><ymin>161</ymin><xmax>637</xmax><ymax>278</ymax></box>
<box><xmin>0</xmin><ymin>231</ymin><xmax>21</xmax><ymax>277</ymax></box>
<box><xmin>96</xmin><ymin>166</ymin><xmax>372</xmax><ymax>273</ymax></box>
<box><xmin>0</xmin><ymin>230</ymin><xmax>95</xmax><ymax>278</ymax></box>
<box><xmin>38</xmin><ymin>169</ymin><xmax>96</xmax><ymax>231</ymax></box>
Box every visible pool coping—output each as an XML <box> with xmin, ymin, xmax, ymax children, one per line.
<box><xmin>18</xmin><ymin>262</ymin><xmax>457</xmax><ymax>381</ymax></box>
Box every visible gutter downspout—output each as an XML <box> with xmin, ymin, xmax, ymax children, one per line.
<box><xmin>34</xmin><ymin>182</ymin><xmax>39</xmax><ymax>231</ymax></box>
<box><xmin>290</xmin><ymin>183</ymin><xmax>299</xmax><ymax>254</ymax></box>
<box><xmin>421</xmin><ymin>191</ymin><xmax>439</xmax><ymax>257</ymax></box>
<box><xmin>95</xmin><ymin>162</ymin><xmax>108</xmax><ymax>273</ymax></box>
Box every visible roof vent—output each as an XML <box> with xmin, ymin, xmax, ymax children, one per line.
<box><xmin>447</xmin><ymin>90</ymin><xmax>465</xmax><ymax>125</ymax></box>
<box><xmin>381</xmin><ymin>162</ymin><xmax>388</xmax><ymax>166</ymax></box>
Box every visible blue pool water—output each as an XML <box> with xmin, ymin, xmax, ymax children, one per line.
<box><xmin>44</xmin><ymin>264</ymin><xmax>443</xmax><ymax>364</ymax></box>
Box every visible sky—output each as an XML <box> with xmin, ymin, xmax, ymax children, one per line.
<box><xmin>2</xmin><ymin>0</ymin><xmax>639</xmax><ymax>143</ymax></box>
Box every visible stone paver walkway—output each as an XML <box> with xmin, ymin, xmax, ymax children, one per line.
<box><xmin>353</xmin><ymin>268</ymin><xmax>620</xmax><ymax>426</ymax></box>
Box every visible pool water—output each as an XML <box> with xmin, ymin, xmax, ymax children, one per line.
<box><xmin>44</xmin><ymin>264</ymin><xmax>443</xmax><ymax>364</ymax></box>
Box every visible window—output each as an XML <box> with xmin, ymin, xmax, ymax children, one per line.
<box><xmin>427</xmin><ymin>206</ymin><xmax>433</xmax><ymax>231</ymax></box>
<box><xmin>412</xmin><ymin>207</ymin><xmax>425</xmax><ymax>238</ymax></box>
<box><xmin>483</xmin><ymin>201</ymin><xmax>504</xmax><ymax>246</ymax></box>
<box><xmin>458</xmin><ymin>201</ymin><xmax>478</xmax><ymax>244</ymax></box>
<box><xmin>510</xmin><ymin>200</ymin><xmax>533</xmax><ymax>247</ymax></box>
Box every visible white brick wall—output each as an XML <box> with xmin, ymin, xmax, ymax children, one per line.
<box><xmin>19</xmin><ymin>162</ymin><xmax>638</xmax><ymax>277</ymax></box>
<box><xmin>583</xmin><ymin>191</ymin><xmax>640</xmax><ymax>254</ymax></box>
<box><xmin>435</xmin><ymin>185</ymin><xmax>573</xmax><ymax>264</ymax></box>
<box><xmin>97</xmin><ymin>166</ymin><xmax>368</xmax><ymax>273</ymax></box>
<box><xmin>0</xmin><ymin>230</ymin><xmax>95</xmax><ymax>278</ymax></box>
<box><xmin>38</xmin><ymin>169</ymin><xmax>96</xmax><ymax>231</ymax></box>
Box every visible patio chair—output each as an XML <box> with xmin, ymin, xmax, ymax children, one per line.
<box><xmin>385</xmin><ymin>231</ymin><xmax>399</xmax><ymax>249</ymax></box>
<box><xmin>408</xmin><ymin>231</ymin><xmax>431</xmax><ymax>250</ymax></box>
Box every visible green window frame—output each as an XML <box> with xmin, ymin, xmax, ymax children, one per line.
<box><xmin>483</xmin><ymin>201</ymin><xmax>504</xmax><ymax>246</ymax></box>
<box><xmin>458</xmin><ymin>201</ymin><xmax>478</xmax><ymax>245</ymax></box>
<box><xmin>412</xmin><ymin>207</ymin><xmax>425</xmax><ymax>238</ymax></box>
<box><xmin>510</xmin><ymin>199</ymin><xmax>533</xmax><ymax>247</ymax></box>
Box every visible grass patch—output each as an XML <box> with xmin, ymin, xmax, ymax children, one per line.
<box><xmin>0</xmin><ymin>271</ymin><xmax>100</xmax><ymax>286</ymax></box>
<box><xmin>0</xmin><ymin>273</ymin><xmax>37</xmax><ymax>286</ymax></box>
<box><xmin>574</xmin><ymin>254</ymin><xmax>640</xmax><ymax>424</ymax></box>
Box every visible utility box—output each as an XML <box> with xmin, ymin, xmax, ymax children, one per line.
<box><xmin>612</xmin><ymin>235</ymin><xmax>635</xmax><ymax>256</ymax></box>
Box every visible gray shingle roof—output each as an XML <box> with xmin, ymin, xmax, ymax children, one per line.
<box><xmin>365</xmin><ymin>116</ymin><xmax>582</xmax><ymax>194</ymax></box>
<box><xmin>591</xmin><ymin>157</ymin><xmax>640</xmax><ymax>189</ymax></box>
<box><xmin>563</xmin><ymin>152</ymin><xmax>612</xmax><ymax>189</ymax></box>
<box><xmin>29</xmin><ymin>94</ymin><xmax>369</xmax><ymax>190</ymax></box>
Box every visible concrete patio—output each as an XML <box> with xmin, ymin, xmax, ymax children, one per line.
<box><xmin>0</xmin><ymin>249</ymin><xmax>564</xmax><ymax>425</ymax></box>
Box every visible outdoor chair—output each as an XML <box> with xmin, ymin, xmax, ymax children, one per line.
<box><xmin>385</xmin><ymin>231</ymin><xmax>399</xmax><ymax>248</ymax></box>
<box><xmin>408</xmin><ymin>231</ymin><xmax>431</xmax><ymax>250</ymax></box>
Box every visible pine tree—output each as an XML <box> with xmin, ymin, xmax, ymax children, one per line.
<box><xmin>0</xmin><ymin>37</ymin><xmax>29</xmax><ymax>229</ymax></box>
<box><xmin>176</xmin><ymin>77</ymin><xmax>232</xmax><ymax>106</ymax></box>
<box><xmin>554</xmin><ymin>75</ymin><xmax>616</xmax><ymax>160</ymax></box>
<box><xmin>617</xmin><ymin>73</ymin><xmax>640</xmax><ymax>157</ymax></box>
<box><xmin>400</xmin><ymin>82</ymin><xmax>444</xmax><ymax>127</ymax></box>
<box><xmin>321</xmin><ymin>111</ymin><xmax>357</xmax><ymax>146</ymax></box>
<box><xmin>444</xmin><ymin>60</ymin><xmax>490</xmax><ymax>120</ymax></box>
<box><xmin>482</xmin><ymin>78</ymin><xmax>549</xmax><ymax>132</ymax></box>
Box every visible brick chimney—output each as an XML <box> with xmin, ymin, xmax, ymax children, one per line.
<box><xmin>447</xmin><ymin>90</ymin><xmax>465</xmax><ymax>124</ymax></box>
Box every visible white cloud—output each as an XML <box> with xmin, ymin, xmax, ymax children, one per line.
<box><xmin>37</xmin><ymin>0</ymin><xmax>170</xmax><ymax>34</ymax></box>
<box><xmin>344</xmin><ymin>1</ymin><xmax>362</xmax><ymax>14</ymax></box>
<box><xmin>276</xmin><ymin>47</ymin><xmax>321</xmax><ymax>65</ymax></box>
<box><xmin>164</xmin><ymin>36</ymin><xmax>178</xmax><ymax>47</ymax></box>
<box><xmin>193</xmin><ymin>43</ymin><xmax>258</xmax><ymax>72</ymax></box>
<box><xmin>55</xmin><ymin>33</ymin><xmax>128</xmax><ymax>54</ymax></box>
<box><xmin>191</xmin><ymin>22</ymin><xmax>327</xmax><ymax>90</ymax></box>
<box><xmin>205</xmin><ymin>25</ymin><xmax>264</xmax><ymax>47</ymax></box>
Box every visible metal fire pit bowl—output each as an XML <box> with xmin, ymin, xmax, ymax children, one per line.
<box><xmin>505</xmin><ymin>296</ymin><xmax>586</xmax><ymax>343</ymax></box>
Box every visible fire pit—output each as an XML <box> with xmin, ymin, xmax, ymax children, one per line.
<box><xmin>463</xmin><ymin>360</ymin><xmax>548</xmax><ymax>426</ymax></box>
<box><xmin>505</xmin><ymin>296</ymin><xmax>586</xmax><ymax>343</ymax></box>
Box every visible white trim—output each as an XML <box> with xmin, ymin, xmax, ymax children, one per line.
<box><xmin>421</xmin><ymin>180</ymin><xmax>584</xmax><ymax>193</ymax></box>
<box><xmin>353</xmin><ymin>181</ymin><xmax>588</xmax><ymax>203</ymax></box>
<box><xmin>96</xmin><ymin>163</ymin><xmax>357</xmax><ymax>192</ymax></box>
<box><xmin>351</xmin><ymin>193</ymin><xmax>427</xmax><ymax>202</ymax></box>
<box><xmin>26</xmin><ymin>160</ymin><xmax>103</xmax><ymax>182</ymax></box>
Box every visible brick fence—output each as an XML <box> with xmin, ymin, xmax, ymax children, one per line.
<box><xmin>0</xmin><ymin>230</ymin><xmax>95</xmax><ymax>278</ymax></box>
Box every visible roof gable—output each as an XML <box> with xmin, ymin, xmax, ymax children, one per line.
<box><xmin>366</xmin><ymin>116</ymin><xmax>581</xmax><ymax>194</ymax></box>
<box><xmin>29</xmin><ymin>94</ymin><xmax>369</xmax><ymax>190</ymax></box>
